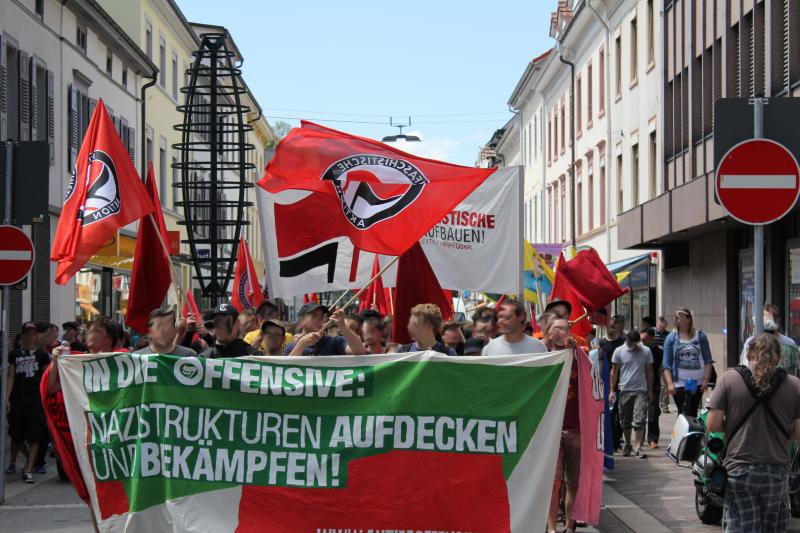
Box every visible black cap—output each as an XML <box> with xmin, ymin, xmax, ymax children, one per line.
<box><xmin>464</xmin><ymin>337</ymin><xmax>486</xmax><ymax>355</ymax></box>
<box><xmin>62</xmin><ymin>321</ymin><xmax>80</xmax><ymax>330</ymax></box>
<box><xmin>21</xmin><ymin>321</ymin><xmax>37</xmax><ymax>332</ymax></box>
<box><xmin>545</xmin><ymin>299</ymin><xmax>572</xmax><ymax>316</ymax></box>
<box><xmin>299</xmin><ymin>302</ymin><xmax>329</xmax><ymax>316</ymax></box>
<box><xmin>212</xmin><ymin>302</ymin><xmax>239</xmax><ymax>319</ymax></box>
<box><xmin>260</xmin><ymin>319</ymin><xmax>286</xmax><ymax>335</ymax></box>
<box><xmin>358</xmin><ymin>308</ymin><xmax>381</xmax><ymax>322</ymax></box>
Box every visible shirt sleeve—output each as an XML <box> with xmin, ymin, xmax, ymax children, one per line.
<box><xmin>707</xmin><ymin>371</ymin><xmax>729</xmax><ymax>411</ymax></box>
<box><xmin>611</xmin><ymin>348</ymin><xmax>620</xmax><ymax>365</ymax></box>
<box><xmin>335</xmin><ymin>336</ymin><xmax>348</xmax><ymax>355</ymax></box>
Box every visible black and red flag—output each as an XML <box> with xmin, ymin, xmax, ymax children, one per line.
<box><xmin>125</xmin><ymin>162</ymin><xmax>172</xmax><ymax>332</ymax></box>
<box><xmin>231</xmin><ymin>236</ymin><xmax>264</xmax><ymax>312</ymax></box>
<box><xmin>258</xmin><ymin>121</ymin><xmax>495</xmax><ymax>256</ymax></box>
<box><xmin>51</xmin><ymin>99</ymin><xmax>154</xmax><ymax>284</ymax></box>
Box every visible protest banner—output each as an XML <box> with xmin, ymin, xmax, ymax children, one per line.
<box><xmin>55</xmin><ymin>350</ymin><xmax>572</xmax><ymax>532</ymax></box>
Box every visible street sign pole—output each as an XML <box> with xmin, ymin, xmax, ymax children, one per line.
<box><xmin>752</xmin><ymin>98</ymin><xmax>767</xmax><ymax>335</ymax></box>
<box><xmin>0</xmin><ymin>141</ymin><xmax>13</xmax><ymax>505</ymax></box>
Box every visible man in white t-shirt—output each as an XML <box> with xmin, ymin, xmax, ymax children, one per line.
<box><xmin>482</xmin><ymin>300</ymin><xmax>547</xmax><ymax>356</ymax></box>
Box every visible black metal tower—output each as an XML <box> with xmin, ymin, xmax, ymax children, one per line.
<box><xmin>173</xmin><ymin>32</ymin><xmax>255</xmax><ymax>304</ymax></box>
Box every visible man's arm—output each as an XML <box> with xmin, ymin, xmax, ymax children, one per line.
<box><xmin>5</xmin><ymin>364</ymin><xmax>14</xmax><ymax>412</ymax></box>
<box><xmin>706</xmin><ymin>409</ymin><xmax>725</xmax><ymax>433</ymax></box>
<box><xmin>646</xmin><ymin>363</ymin><xmax>654</xmax><ymax>402</ymax></box>
<box><xmin>609</xmin><ymin>363</ymin><xmax>618</xmax><ymax>402</ymax></box>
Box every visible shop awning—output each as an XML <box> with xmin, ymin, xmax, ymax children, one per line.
<box><xmin>606</xmin><ymin>253</ymin><xmax>652</xmax><ymax>274</ymax></box>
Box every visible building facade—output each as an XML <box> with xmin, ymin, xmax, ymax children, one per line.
<box><xmin>617</xmin><ymin>0</ymin><xmax>800</xmax><ymax>369</ymax></box>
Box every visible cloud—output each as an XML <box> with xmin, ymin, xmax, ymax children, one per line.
<box><xmin>391</xmin><ymin>130</ymin><xmax>460</xmax><ymax>162</ymax></box>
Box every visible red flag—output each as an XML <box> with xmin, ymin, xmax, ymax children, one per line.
<box><xmin>231</xmin><ymin>236</ymin><xmax>264</xmax><ymax>312</ymax></box>
<box><xmin>258</xmin><ymin>121</ymin><xmax>495</xmax><ymax>256</ymax></box>
<box><xmin>359</xmin><ymin>255</ymin><xmax>390</xmax><ymax>316</ymax></box>
<box><xmin>51</xmin><ymin>99</ymin><xmax>154</xmax><ymax>284</ymax></box>
<box><xmin>556</xmin><ymin>248</ymin><xmax>627</xmax><ymax>312</ymax></box>
<box><xmin>303</xmin><ymin>293</ymin><xmax>319</xmax><ymax>305</ymax></box>
<box><xmin>391</xmin><ymin>243</ymin><xmax>453</xmax><ymax>345</ymax></box>
<box><xmin>551</xmin><ymin>253</ymin><xmax>592</xmax><ymax>338</ymax></box>
<box><xmin>125</xmin><ymin>162</ymin><xmax>172</xmax><ymax>332</ymax></box>
<box><xmin>182</xmin><ymin>290</ymin><xmax>201</xmax><ymax>320</ymax></box>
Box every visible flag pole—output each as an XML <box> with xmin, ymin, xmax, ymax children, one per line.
<box><xmin>320</xmin><ymin>255</ymin><xmax>400</xmax><ymax>330</ymax></box>
<box><xmin>148</xmin><ymin>213</ymin><xmax>188</xmax><ymax>310</ymax></box>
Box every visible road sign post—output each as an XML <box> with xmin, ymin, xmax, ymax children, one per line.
<box><xmin>0</xmin><ymin>142</ymin><xmax>12</xmax><ymax>504</ymax></box>
<box><xmin>754</xmin><ymin>99</ymin><xmax>765</xmax><ymax>335</ymax></box>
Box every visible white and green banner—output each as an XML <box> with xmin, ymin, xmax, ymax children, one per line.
<box><xmin>56</xmin><ymin>350</ymin><xmax>572</xmax><ymax>532</ymax></box>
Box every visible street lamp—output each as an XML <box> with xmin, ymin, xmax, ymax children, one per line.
<box><xmin>382</xmin><ymin>116</ymin><xmax>421</xmax><ymax>142</ymax></box>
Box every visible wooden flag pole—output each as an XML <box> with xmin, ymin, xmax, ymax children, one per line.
<box><xmin>319</xmin><ymin>255</ymin><xmax>400</xmax><ymax>331</ymax></box>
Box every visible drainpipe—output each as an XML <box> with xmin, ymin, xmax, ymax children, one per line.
<box><xmin>586</xmin><ymin>0</ymin><xmax>613</xmax><ymax>262</ymax></box>
<box><xmin>555</xmin><ymin>40</ymin><xmax>577</xmax><ymax>249</ymax></box>
<box><xmin>140</xmin><ymin>73</ymin><xmax>158</xmax><ymax>180</ymax></box>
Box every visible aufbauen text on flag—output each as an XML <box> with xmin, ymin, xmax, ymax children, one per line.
<box><xmin>51</xmin><ymin>350</ymin><xmax>573</xmax><ymax>532</ymax></box>
<box><xmin>258</xmin><ymin>121</ymin><xmax>495</xmax><ymax>257</ymax></box>
<box><xmin>51</xmin><ymin>99</ymin><xmax>154</xmax><ymax>285</ymax></box>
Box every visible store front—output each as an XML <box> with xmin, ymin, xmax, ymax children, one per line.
<box><xmin>608</xmin><ymin>254</ymin><xmax>657</xmax><ymax>329</ymax></box>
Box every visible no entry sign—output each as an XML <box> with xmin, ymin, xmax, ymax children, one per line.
<box><xmin>715</xmin><ymin>139</ymin><xmax>800</xmax><ymax>225</ymax></box>
<box><xmin>0</xmin><ymin>225</ymin><xmax>34</xmax><ymax>285</ymax></box>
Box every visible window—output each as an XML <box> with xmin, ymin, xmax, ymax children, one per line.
<box><xmin>534</xmin><ymin>115</ymin><xmax>538</xmax><ymax>159</ymax></box>
<box><xmin>576</xmin><ymin>163</ymin><xmax>583</xmax><ymax>235</ymax></box>
<box><xmin>616</xmin><ymin>153</ymin><xmax>623</xmax><ymax>214</ymax></box>
<box><xmin>35</xmin><ymin>0</ymin><xmax>43</xmax><ymax>18</ymax></box>
<box><xmin>599</xmin><ymin>148</ymin><xmax>606</xmax><ymax>224</ymax></box>
<box><xmin>630</xmin><ymin>17</ymin><xmax>638</xmax><ymax>83</ymax></box>
<box><xmin>599</xmin><ymin>47</ymin><xmax>606</xmax><ymax>114</ymax></box>
<box><xmin>159</xmin><ymin>36</ymin><xmax>166</xmax><ymax>88</ymax></box>
<box><xmin>106</xmin><ymin>49</ymin><xmax>112</xmax><ymax>76</ymax></box>
<box><xmin>122</xmin><ymin>67</ymin><xmax>128</xmax><ymax>88</ymax></box>
<box><xmin>587</xmin><ymin>62</ymin><xmax>593</xmax><ymax>125</ymax></box>
<box><xmin>560</xmin><ymin>100</ymin><xmax>565</xmax><ymax>154</ymax></box>
<box><xmin>547</xmin><ymin>116</ymin><xmax>552</xmax><ymax>164</ymax></box>
<box><xmin>76</xmin><ymin>26</ymin><xmax>87</xmax><ymax>53</ymax></box>
<box><xmin>576</xmin><ymin>76</ymin><xmax>582</xmax><ymax>137</ymax></box>
<box><xmin>615</xmin><ymin>35</ymin><xmax>622</xmax><ymax>96</ymax></box>
<box><xmin>172</xmin><ymin>52</ymin><xmax>178</xmax><ymax>100</ymax></box>
<box><xmin>648</xmin><ymin>131</ymin><xmax>657</xmax><ymax>198</ymax></box>
<box><xmin>631</xmin><ymin>143</ymin><xmax>639</xmax><ymax>206</ymax></box>
<box><xmin>560</xmin><ymin>177</ymin><xmax>566</xmax><ymax>242</ymax></box>
<box><xmin>527</xmin><ymin>124</ymin><xmax>532</xmax><ymax>165</ymax></box>
<box><xmin>647</xmin><ymin>0</ymin><xmax>655</xmax><ymax>66</ymax></box>
<box><xmin>587</xmin><ymin>154</ymin><xmax>594</xmax><ymax>230</ymax></box>
<box><xmin>159</xmin><ymin>137</ymin><xmax>168</xmax><ymax>207</ymax></box>
<box><xmin>145</xmin><ymin>126</ymin><xmax>154</xmax><ymax>168</ymax></box>
<box><xmin>145</xmin><ymin>19</ymin><xmax>153</xmax><ymax>59</ymax></box>
<box><xmin>172</xmin><ymin>149</ymin><xmax>179</xmax><ymax>206</ymax></box>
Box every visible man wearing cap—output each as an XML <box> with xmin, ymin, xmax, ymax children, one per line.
<box><xmin>134</xmin><ymin>309</ymin><xmax>197</xmax><ymax>357</ymax></box>
<box><xmin>243</xmin><ymin>301</ymin><xmax>294</xmax><ymax>353</ymax></box>
<box><xmin>61</xmin><ymin>322</ymin><xmax>87</xmax><ymax>353</ymax></box>
<box><xmin>5</xmin><ymin>322</ymin><xmax>50</xmax><ymax>483</ymax></box>
<box><xmin>255</xmin><ymin>320</ymin><xmax>287</xmax><ymax>356</ymax></box>
<box><xmin>534</xmin><ymin>300</ymin><xmax>588</xmax><ymax>348</ymax></box>
<box><xmin>286</xmin><ymin>303</ymin><xmax>365</xmax><ymax>356</ymax></box>
<box><xmin>200</xmin><ymin>303</ymin><xmax>256</xmax><ymax>358</ymax></box>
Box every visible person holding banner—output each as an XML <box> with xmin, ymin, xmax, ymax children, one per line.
<box><xmin>285</xmin><ymin>302</ymin><xmax>365</xmax><ymax>356</ymax></box>
<box><xmin>133</xmin><ymin>309</ymin><xmax>196</xmax><ymax>357</ymax></box>
<box><xmin>482</xmin><ymin>300</ymin><xmax>547</xmax><ymax>356</ymax></box>
<box><xmin>199</xmin><ymin>304</ymin><xmax>256</xmax><ymax>358</ymax></box>
<box><xmin>398</xmin><ymin>303</ymin><xmax>456</xmax><ymax>355</ymax></box>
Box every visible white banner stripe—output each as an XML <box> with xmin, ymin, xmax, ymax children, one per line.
<box><xmin>720</xmin><ymin>174</ymin><xmax>796</xmax><ymax>189</ymax></box>
<box><xmin>0</xmin><ymin>250</ymin><xmax>32</xmax><ymax>261</ymax></box>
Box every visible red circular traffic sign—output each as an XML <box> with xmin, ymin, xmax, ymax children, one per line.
<box><xmin>716</xmin><ymin>139</ymin><xmax>800</xmax><ymax>225</ymax></box>
<box><xmin>0</xmin><ymin>225</ymin><xmax>34</xmax><ymax>285</ymax></box>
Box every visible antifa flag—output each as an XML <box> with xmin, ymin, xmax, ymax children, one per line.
<box><xmin>258</xmin><ymin>121</ymin><xmax>495</xmax><ymax>256</ymax></box>
<box><xmin>125</xmin><ymin>162</ymin><xmax>172</xmax><ymax>333</ymax></box>
<box><xmin>231</xmin><ymin>236</ymin><xmax>264</xmax><ymax>312</ymax></box>
<box><xmin>51</xmin><ymin>99</ymin><xmax>153</xmax><ymax>284</ymax></box>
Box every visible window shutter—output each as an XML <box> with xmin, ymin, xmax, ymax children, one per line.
<box><xmin>88</xmin><ymin>97</ymin><xmax>97</xmax><ymax>123</ymax></box>
<box><xmin>68</xmin><ymin>84</ymin><xmax>78</xmax><ymax>171</ymax></box>
<box><xmin>784</xmin><ymin>0</ymin><xmax>791</xmax><ymax>92</ymax></box>
<box><xmin>19</xmin><ymin>51</ymin><xmax>30</xmax><ymax>140</ymax></box>
<box><xmin>0</xmin><ymin>38</ymin><xmax>7</xmax><ymax>141</ymax></box>
<box><xmin>127</xmin><ymin>126</ymin><xmax>135</xmax><ymax>163</ymax></box>
<box><xmin>47</xmin><ymin>70</ymin><xmax>54</xmax><ymax>164</ymax></box>
<box><xmin>29</xmin><ymin>58</ymin><xmax>38</xmax><ymax>141</ymax></box>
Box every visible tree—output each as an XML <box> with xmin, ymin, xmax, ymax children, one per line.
<box><xmin>267</xmin><ymin>120</ymin><xmax>293</xmax><ymax>148</ymax></box>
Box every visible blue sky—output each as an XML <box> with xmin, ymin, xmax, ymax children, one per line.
<box><xmin>176</xmin><ymin>1</ymin><xmax>555</xmax><ymax>165</ymax></box>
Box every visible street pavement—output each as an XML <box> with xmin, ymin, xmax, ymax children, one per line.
<box><xmin>1</xmin><ymin>409</ymin><xmax>800</xmax><ymax>532</ymax></box>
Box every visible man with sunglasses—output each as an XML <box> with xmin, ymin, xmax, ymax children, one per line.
<box><xmin>199</xmin><ymin>303</ymin><xmax>256</xmax><ymax>358</ymax></box>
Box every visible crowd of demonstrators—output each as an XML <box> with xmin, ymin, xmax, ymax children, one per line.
<box><xmin>609</xmin><ymin>329</ymin><xmax>654</xmax><ymax>459</ymax></box>
<box><xmin>662</xmin><ymin>307</ymin><xmax>713</xmax><ymax>417</ymax></box>
<box><xmin>285</xmin><ymin>302</ymin><xmax>365</xmax><ymax>356</ymax></box>
<box><xmin>707</xmin><ymin>334</ymin><xmax>800</xmax><ymax>533</ymax></box>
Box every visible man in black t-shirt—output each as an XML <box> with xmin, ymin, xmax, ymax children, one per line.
<box><xmin>200</xmin><ymin>304</ymin><xmax>256</xmax><ymax>358</ymax></box>
<box><xmin>61</xmin><ymin>321</ymin><xmax>88</xmax><ymax>352</ymax></box>
<box><xmin>5</xmin><ymin>321</ymin><xmax>51</xmax><ymax>483</ymax></box>
<box><xmin>600</xmin><ymin>315</ymin><xmax>626</xmax><ymax>451</ymax></box>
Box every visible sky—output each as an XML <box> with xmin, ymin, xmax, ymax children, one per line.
<box><xmin>176</xmin><ymin>1</ymin><xmax>556</xmax><ymax>166</ymax></box>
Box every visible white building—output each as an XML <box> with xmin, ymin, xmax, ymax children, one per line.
<box><xmin>487</xmin><ymin>0</ymin><xmax>663</xmax><ymax>323</ymax></box>
<box><xmin>0</xmin><ymin>0</ymin><xmax>156</xmax><ymax>334</ymax></box>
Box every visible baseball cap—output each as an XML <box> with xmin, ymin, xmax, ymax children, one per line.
<box><xmin>62</xmin><ymin>321</ymin><xmax>80</xmax><ymax>330</ymax></box>
<box><xmin>260</xmin><ymin>319</ymin><xmax>286</xmax><ymax>335</ymax></box>
<box><xmin>299</xmin><ymin>302</ymin><xmax>329</xmax><ymax>317</ymax></box>
<box><xmin>463</xmin><ymin>337</ymin><xmax>486</xmax><ymax>355</ymax></box>
<box><xmin>212</xmin><ymin>302</ymin><xmax>239</xmax><ymax>319</ymax></box>
<box><xmin>21</xmin><ymin>321</ymin><xmax>37</xmax><ymax>332</ymax></box>
<box><xmin>545</xmin><ymin>299</ymin><xmax>573</xmax><ymax>316</ymax></box>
